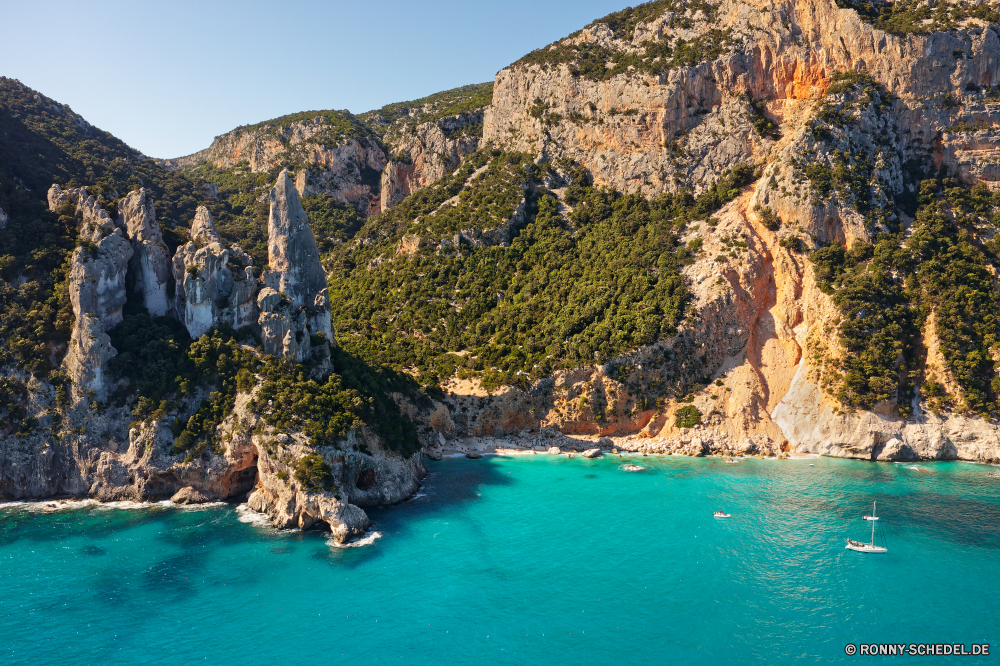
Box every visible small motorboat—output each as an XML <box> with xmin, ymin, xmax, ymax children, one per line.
<box><xmin>713</xmin><ymin>510</ymin><xmax>731</xmax><ymax>518</ymax></box>
<box><xmin>846</xmin><ymin>501</ymin><xmax>888</xmax><ymax>553</ymax></box>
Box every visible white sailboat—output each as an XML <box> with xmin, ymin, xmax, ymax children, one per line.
<box><xmin>845</xmin><ymin>501</ymin><xmax>888</xmax><ymax>553</ymax></box>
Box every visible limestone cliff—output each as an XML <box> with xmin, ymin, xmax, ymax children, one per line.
<box><xmin>160</xmin><ymin>114</ymin><xmax>387</xmax><ymax>216</ymax></box>
<box><xmin>261</xmin><ymin>169</ymin><xmax>333</xmax><ymax>353</ymax></box>
<box><xmin>171</xmin><ymin>207</ymin><xmax>258</xmax><ymax>339</ymax></box>
<box><xmin>380</xmin><ymin>110</ymin><xmax>485</xmax><ymax>210</ymax></box>
<box><xmin>119</xmin><ymin>189</ymin><xmax>172</xmax><ymax>317</ymax></box>
<box><xmin>426</xmin><ymin>0</ymin><xmax>1000</xmax><ymax>463</ymax></box>
<box><xmin>47</xmin><ymin>186</ymin><xmax>133</xmax><ymax>401</ymax></box>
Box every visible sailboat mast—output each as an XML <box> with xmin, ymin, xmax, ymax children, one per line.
<box><xmin>871</xmin><ymin>501</ymin><xmax>877</xmax><ymax>546</ymax></box>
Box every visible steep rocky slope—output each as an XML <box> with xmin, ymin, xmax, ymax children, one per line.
<box><xmin>328</xmin><ymin>0</ymin><xmax>1000</xmax><ymax>463</ymax></box>
<box><xmin>1</xmin><ymin>167</ymin><xmax>429</xmax><ymax>541</ymax></box>
<box><xmin>159</xmin><ymin>84</ymin><xmax>493</xmax><ymax>219</ymax></box>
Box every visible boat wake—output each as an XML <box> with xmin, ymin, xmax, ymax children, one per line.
<box><xmin>330</xmin><ymin>530</ymin><xmax>383</xmax><ymax>549</ymax></box>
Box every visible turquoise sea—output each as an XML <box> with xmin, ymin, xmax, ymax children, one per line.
<box><xmin>2</xmin><ymin>455</ymin><xmax>998</xmax><ymax>665</ymax></box>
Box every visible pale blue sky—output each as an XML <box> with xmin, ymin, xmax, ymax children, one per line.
<box><xmin>1</xmin><ymin>0</ymin><xmax>629</xmax><ymax>158</ymax></box>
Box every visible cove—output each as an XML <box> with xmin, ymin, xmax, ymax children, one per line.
<box><xmin>2</xmin><ymin>455</ymin><xmax>998</xmax><ymax>665</ymax></box>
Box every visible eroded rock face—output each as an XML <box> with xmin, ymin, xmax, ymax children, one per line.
<box><xmin>48</xmin><ymin>185</ymin><xmax>133</xmax><ymax>400</ymax></box>
<box><xmin>161</xmin><ymin>117</ymin><xmax>388</xmax><ymax>216</ymax></box>
<box><xmin>256</xmin><ymin>287</ymin><xmax>310</xmax><ymax>361</ymax></box>
<box><xmin>0</xmin><ymin>391</ymin><xmax>260</xmax><ymax>501</ymax></box>
<box><xmin>260</xmin><ymin>170</ymin><xmax>333</xmax><ymax>350</ymax></box>
<box><xmin>484</xmin><ymin>0</ymin><xmax>1000</xmax><ymax>201</ymax></box>
<box><xmin>119</xmin><ymin>189</ymin><xmax>171</xmax><ymax>317</ymax></box>
<box><xmin>171</xmin><ymin>206</ymin><xmax>258</xmax><ymax>339</ymax></box>
<box><xmin>243</xmin><ymin>426</ymin><xmax>425</xmax><ymax>543</ymax></box>
<box><xmin>381</xmin><ymin>111</ymin><xmax>484</xmax><ymax>210</ymax></box>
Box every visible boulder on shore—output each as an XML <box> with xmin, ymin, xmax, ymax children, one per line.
<box><xmin>170</xmin><ymin>487</ymin><xmax>210</xmax><ymax>505</ymax></box>
<box><xmin>547</xmin><ymin>447</ymin><xmax>561</xmax><ymax>455</ymax></box>
<box><xmin>583</xmin><ymin>448</ymin><xmax>602</xmax><ymax>459</ymax></box>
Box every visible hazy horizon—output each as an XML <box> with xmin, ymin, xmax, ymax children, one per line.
<box><xmin>1</xmin><ymin>0</ymin><xmax>628</xmax><ymax>158</ymax></box>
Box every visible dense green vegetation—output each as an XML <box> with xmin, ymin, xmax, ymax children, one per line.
<box><xmin>293</xmin><ymin>454</ymin><xmax>337</xmax><ymax>493</ymax></box>
<box><xmin>835</xmin><ymin>0</ymin><xmax>1000</xmax><ymax>35</ymax></box>
<box><xmin>674</xmin><ymin>404</ymin><xmax>702</xmax><ymax>428</ymax></box>
<box><xmin>514</xmin><ymin>1</ymin><xmax>730</xmax><ymax>81</ymax></box>
<box><xmin>0</xmin><ymin>191</ymin><xmax>74</xmax><ymax>376</ymax></box>
<box><xmin>811</xmin><ymin>178</ymin><xmax>1000</xmax><ymax>415</ymax></box>
<box><xmin>357</xmin><ymin>83</ymin><xmax>494</xmax><ymax>139</ymax></box>
<box><xmin>794</xmin><ymin>71</ymin><xmax>902</xmax><ymax>229</ymax></box>
<box><xmin>0</xmin><ymin>376</ymin><xmax>31</xmax><ymax>436</ymax></box>
<box><xmin>105</xmin><ymin>303</ymin><xmax>422</xmax><ymax>457</ymax></box>
<box><xmin>329</xmin><ymin>150</ymin><xmax>755</xmax><ymax>391</ymax></box>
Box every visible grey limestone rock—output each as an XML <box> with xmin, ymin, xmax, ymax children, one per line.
<box><xmin>256</xmin><ymin>286</ymin><xmax>311</xmax><ymax>361</ymax></box>
<box><xmin>258</xmin><ymin>170</ymin><xmax>334</xmax><ymax>354</ymax></box>
<box><xmin>583</xmin><ymin>448</ymin><xmax>602</xmax><ymax>458</ymax></box>
<box><xmin>119</xmin><ymin>189</ymin><xmax>171</xmax><ymax>317</ymax></box>
<box><xmin>170</xmin><ymin>486</ymin><xmax>210</xmax><ymax>504</ymax></box>
<box><xmin>171</xmin><ymin>206</ymin><xmax>258</xmax><ymax>339</ymax></box>
<box><xmin>48</xmin><ymin>185</ymin><xmax>133</xmax><ymax>401</ymax></box>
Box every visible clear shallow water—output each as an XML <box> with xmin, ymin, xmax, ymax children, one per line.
<box><xmin>2</xmin><ymin>456</ymin><xmax>999</xmax><ymax>665</ymax></box>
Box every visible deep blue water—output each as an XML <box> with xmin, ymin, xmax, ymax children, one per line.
<box><xmin>2</xmin><ymin>455</ymin><xmax>999</xmax><ymax>665</ymax></box>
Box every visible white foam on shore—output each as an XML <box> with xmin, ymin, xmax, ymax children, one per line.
<box><xmin>0</xmin><ymin>498</ymin><xmax>230</xmax><ymax>513</ymax></box>
<box><xmin>235</xmin><ymin>503</ymin><xmax>273</xmax><ymax>527</ymax></box>
<box><xmin>329</xmin><ymin>530</ymin><xmax>382</xmax><ymax>549</ymax></box>
<box><xmin>0</xmin><ymin>499</ymin><xmax>99</xmax><ymax>513</ymax></box>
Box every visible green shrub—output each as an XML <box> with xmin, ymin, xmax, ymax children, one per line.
<box><xmin>756</xmin><ymin>206</ymin><xmax>781</xmax><ymax>231</ymax></box>
<box><xmin>294</xmin><ymin>454</ymin><xmax>336</xmax><ymax>493</ymax></box>
<box><xmin>675</xmin><ymin>405</ymin><xmax>702</xmax><ymax>428</ymax></box>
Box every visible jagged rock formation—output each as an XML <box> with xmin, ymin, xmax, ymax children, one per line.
<box><xmin>47</xmin><ymin>185</ymin><xmax>133</xmax><ymax>400</ymax></box>
<box><xmin>246</xmin><ymin>423</ymin><xmax>425</xmax><ymax>541</ymax></box>
<box><xmin>261</xmin><ymin>169</ymin><xmax>333</xmax><ymax>355</ymax></box>
<box><xmin>171</xmin><ymin>206</ymin><xmax>258</xmax><ymax>339</ymax></box>
<box><xmin>119</xmin><ymin>189</ymin><xmax>171</xmax><ymax>316</ymax></box>
<box><xmin>381</xmin><ymin>110</ymin><xmax>485</xmax><ymax>210</ymax></box>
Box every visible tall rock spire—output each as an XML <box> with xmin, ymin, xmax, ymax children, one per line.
<box><xmin>119</xmin><ymin>189</ymin><xmax>171</xmax><ymax>317</ymax></box>
<box><xmin>260</xmin><ymin>169</ymin><xmax>334</xmax><ymax>353</ymax></box>
<box><xmin>48</xmin><ymin>184</ymin><xmax>133</xmax><ymax>402</ymax></box>
<box><xmin>171</xmin><ymin>206</ymin><xmax>258</xmax><ymax>339</ymax></box>
<box><xmin>265</xmin><ymin>170</ymin><xmax>327</xmax><ymax>306</ymax></box>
